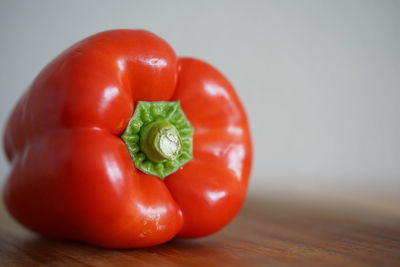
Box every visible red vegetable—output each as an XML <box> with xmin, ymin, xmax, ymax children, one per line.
<box><xmin>3</xmin><ymin>30</ymin><xmax>252</xmax><ymax>248</ymax></box>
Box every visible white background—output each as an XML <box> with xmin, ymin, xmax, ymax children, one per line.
<box><xmin>0</xmin><ymin>0</ymin><xmax>399</xmax><ymax>205</ymax></box>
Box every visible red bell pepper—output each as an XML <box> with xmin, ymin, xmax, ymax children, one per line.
<box><xmin>3</xmin><ymin>30</ymin><xmax>252</xmax><ymax>248</ymax></box>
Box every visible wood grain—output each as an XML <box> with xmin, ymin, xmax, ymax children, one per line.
<box><xmin>1</xmin><ymin>197</ymin><xmax>399</xmax><ymax>266</ymax></box>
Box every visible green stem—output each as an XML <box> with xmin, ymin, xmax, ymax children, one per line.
<box><xmin>121</xmin><ymin>101</ymin><xmax>193</xmax><ymax>179</ymax></box>
<box><xmin>140</xmin><ymin>120</ymin><xmax>182</xmax><ymax>162</ymax></box>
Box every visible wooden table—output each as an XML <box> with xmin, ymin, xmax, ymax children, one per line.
<box><xmin>1</xmin><ymin>196</ymin><xmax>399</xmax><ymax>266</ymax></box>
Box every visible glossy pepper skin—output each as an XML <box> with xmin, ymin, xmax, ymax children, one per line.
<box><xmin>3</xmin><ymin>30</ymin><xmax>252</xmax><ymax>248</ymax></box>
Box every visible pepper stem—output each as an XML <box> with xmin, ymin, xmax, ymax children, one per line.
<box><xmin>121</xmin><ymin>101</ymin><xmax>193</xmax><ymax>179</ymax></box>
<box><xmin>140</xmin><ymin>120</ymin><xmax>182</xmax><ymax>162</ymax></box>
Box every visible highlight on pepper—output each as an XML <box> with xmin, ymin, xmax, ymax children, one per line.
<box><xmin>3</xmin><ymin>29</ymin><xmax>252</xmax><ymax>248</ymax></box>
